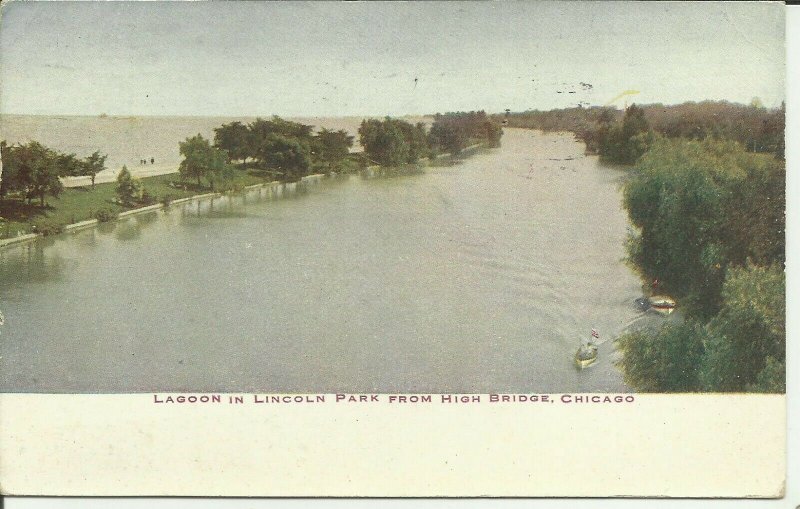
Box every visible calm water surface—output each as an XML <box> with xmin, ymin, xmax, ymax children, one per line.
<box><xmin>0</xmin><ymin>129</ymin><xmax>644</xmax><ymax>392</ymax></box>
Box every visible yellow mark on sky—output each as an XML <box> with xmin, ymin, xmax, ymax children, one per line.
<box><xmin>605</xmin><ymin>90</ymin><xmax>640</xmax><ymax>106</ymax></box>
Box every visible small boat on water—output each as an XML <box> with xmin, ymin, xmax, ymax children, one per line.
<box><xmin>648</xmin><ymin>295</ymin><xmax>676</xmax><ymax>315</ymax></box>
<box><xmin>575</xmin><ymin>342</ymin><xmax>598</xmax><ymax>369</ymax></box>
<box><xmin>575</xmin><ymin>329</ymin><xmax>599</xmax><ymax>369</ymax></box>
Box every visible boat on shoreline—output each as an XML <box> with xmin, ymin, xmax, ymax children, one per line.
<box><xmin>648</xmin><ymin>295</ymin><xmax>676</xmax><ymax>315</ymax></box>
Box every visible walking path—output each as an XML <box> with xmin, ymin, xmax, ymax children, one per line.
<box><xmin>61</xmin><ymin>163</ymin><xmax>179</xmax><ymax>188</ymax></box>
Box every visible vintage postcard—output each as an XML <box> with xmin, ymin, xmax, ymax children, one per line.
<box><xmin>0</xmin><ymin>0</ymin><xmax>788</xmax><ymax>497</ymax></box>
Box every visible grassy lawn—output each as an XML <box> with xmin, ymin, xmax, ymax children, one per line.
<box><xmin>0</xmin><ymin>152</ymin><xmax>456</xmax><ymax>239</ymax></box>
<box><xmin>0</xmin><ymin>169</ymin><xmax>276</xmax><ymax>239</ymax></box>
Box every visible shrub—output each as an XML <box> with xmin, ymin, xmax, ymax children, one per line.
<box><xmin>161</xmin><ymin>194</ymin><xmax>175</xmax><ymax>207</ymax></box>
<box><xmin>31</xmin><ymin>218</ymin><xmax>64</xmax><ymax>236</ymax></box>
<box><xmin>94</xmin><ymin>208</ymin><xmax>118</xmax><ymax>223</ymax></box>
<box><xmin>140</xmin><ymin>188</ymin><xmax>155</xmax><ymax>205</ymax></box>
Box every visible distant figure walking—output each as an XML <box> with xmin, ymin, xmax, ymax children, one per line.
<box><xmin>151</xmin><ymin>157</ymin><xmax>155</xmax><ymax>164</ymax></box>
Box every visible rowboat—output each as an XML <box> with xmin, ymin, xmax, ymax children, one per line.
<box><xmin>575</xmin><ymin>342</ymin><xmax>598</xmax><ymax>369</ymax></box>
<box><xmin>648</xmin><ymin>296</ymin><xmax>676</xmax><ymax>315</ymax></box>
<box><xmin>575</xmin><ymin>329</ymin><xmax>599</xmax><ymax>369</ymax></box>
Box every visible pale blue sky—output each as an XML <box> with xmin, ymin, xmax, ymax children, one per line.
<box><xmin>0</xmin><ymin>1</ymin><xmax>785</xmax><ymax>116</ymax></box>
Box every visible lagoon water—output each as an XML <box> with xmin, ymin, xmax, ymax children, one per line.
<box><xmin>0</xmin><ymin>128</ymin><xmax>643</xmax><ymax>393</ymax></box>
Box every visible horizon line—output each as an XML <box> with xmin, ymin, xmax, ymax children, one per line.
<box><xmin>0</xmin><ymin>98</ymin><xmax>785</xmax><ymax>119</ymax></box>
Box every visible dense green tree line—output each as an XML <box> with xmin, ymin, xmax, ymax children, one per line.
<box><xmin>618</xmin><ymin>138</ymin><xmax>785</xmax><ymax>392</ymax></box>
<box><xmin>358</xmin><ymin>118</ymin><xmax>430</xmax><ymax>166</ymax></box>
<box><xmin>594</xmin><ymin>105</ymin><xmax>653</xmax><ymax>164</ymax></box>
<box><xmin>358</xmin><ymin>112</ymin><xmax>503</xmax><ymax>166</ymax></box>
<box><xmin>0</xmin><ymin>141</ymin><xmax>107</xmax><ymax>206</ymax></box>
<box><xmin>211</xmin><ymin>116</ymin><xmax>353</xmax><ymax>180</ymax></box>
<box><xmin>502</xmin><ymin>100</ymin><xmax>785</xmax><ymax>160</ymax></box>
<box><xmin>618</xmin><ymin>262</ymin><xmax>784</xmax><ymax>393</ymax></box>
<box><xmin>504</xmin><ymin>100</ymin><xmax>784</xmax><ymax>393</ymax></box>
<box><xmin>428</xmin><ymin>111</ymin><xmax>503</xmax><ymax>155</ymax></box>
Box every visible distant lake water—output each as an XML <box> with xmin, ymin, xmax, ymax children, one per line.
<box><xmin>0</xmin><ymin>128</ymin><xmax>644</xmax><ymax>393</ymax></box>
<box><xmin>0</xmin><ymin>114</ymin><xmax>431</xmax><ymax>173</ymax></box>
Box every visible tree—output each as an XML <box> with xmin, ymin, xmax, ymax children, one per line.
<box><xmin>429</xmin><ymin>121</ymin><xmax>467</xmax><ymax>155</ymax></box>
<box><xmin>30</xmin><ymin>153</ymin><xmax>63</xmax><ymax>207</ymax></box>
<box><xmin>245</xmin><ymin>116</ymin><xmax>315</xmax><ymax>170</ymax></box>
<box><xmin>720</xmin><ymin>155</ymin><xmax>784</xmax><ymax>267</ymax></box>
<box><xmin>407</xmin><ymin>122</ymin><xmax>432</xmax><ymax>160</ymax></box>
<box><xmin>623</xmin><ymin>138</ymin><xmax>776</xmax><ymax>319</ymax></box>
<box><xmin>1</xmin><ymin>140</ymin><xmax>15</xmax><ymax>198</ymax></box>
<box><xmin>5</xmin><ymin>141</ymin><xmax>63</xmax><ymax>207</ymax></box>
<box><xmin>116</xmin><ymin>166</ymin><xmax>141</xmax><ymax>207</ymax></box>
<box><xmin>599</xmin><ymin>104</ymin><xmax>652</xmax><ymax>164</ymax></box>
<box><xmin>213</xmin><ymin>121</ymin><xmax>252</xmax><ymax>164</ymax></box>
<box><xmin>747</xmin><ymin>357</ymin><xmax>785</xmax><ymax>393</ymax></box>
<box><xmin>259</xmin><ymin>134</ymin><xmax>311</xmax><ymax>180</ymax></box>
<box><xmin>359</xmin><ymin>118</ymin><xmax>411</xmax><ymax>167</ymax></box>
<box><xmin>0</xmin><ymin>141</ymin><xmax>108</xmax><ymax>200</ymax></box>
<box><xmin>428</xmin><ymin>111</ymin><xmax>503</xmax><ymax>155</ymax></box>
<box><xmin>700</xmin><ymin>263</ymin><xmax>785</xmax><ymax>392</ymax></box>
<box><xmin>204</xmin><ymin>149</ymin><xmax>233</xmax><ymax>191</ymax></box>
<box><xmin>179</xmin><ymin>134</ymin><xmax>232</xmax><ymax>190</ymax></box>
<box><xmin>483</xmin><ymin>120</ymin><xmax>503</xmax><ymax>148</ymax></box>
<box><xmin>250</xmin><ymin>116</ymin><xmax>313</xmax><ymax>140</ymax></box>
<box><xmin>616</xmin><ymin>321</ymin><xmax>706</xmax><ymax>392</ymax></box>
<box><xmin>82</xmin><ymin>151</ymin><xmax>107</xmax><ymax>189</ymax></box>
<box><xmin>313</xmin><ymin>128</ymin><xmax>353</xmax><ymax>171</ymax></box>
<box><xmin>55</xmin><ymin>152</ymin><xmax>83</xmax><ymax>177</ymax></box>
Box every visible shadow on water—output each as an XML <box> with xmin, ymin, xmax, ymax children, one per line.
<box><xmin>201</xmin><ymin>210</ymin><xmax>254</xmax><ymax>219</ymax></box>
<box><xmin>135</xmin><ymin>210</ymin><xmax>159</xmax><ymax>227</ymax></box>
<box><xmin>96</xmin><ymin>221</ymin><xmax>117</xmax><ymax>236</ymax></box>
<box><xmin>427</xmin><ymin>158</ymin><xmax>464</xmax><ymax>169</ymax></box>
<box><xmin>114</xmin><ymin>221</ymin><xmax>141</xmax><ymax>242</ymax></box>
<box><xmin>0</xmin><ymin>241</ymin><xmax>66</xmax><ymax>288</ymax></box>
<box><xmin>114</xmin><ymin>212</ymin><xmax>159</xmax><ymax>242</ymax></box>
<box><xmin>172</xmin><ymin>179</ymin><xmax>332</xmax><ymax>227</ymax></box>
<box><xmin>360</xmin><ymin>164</ymin><xmax>426</xmax><ymax>179</ymax></box>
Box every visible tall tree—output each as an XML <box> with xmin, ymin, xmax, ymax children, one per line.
<box><xmin>259</xmin><ymin>134</ymin><xmax>311</xmax><ymax>180</ymax></box>
<box><xmin>213</xmin><ymin>121</ymin><xmax>252</xmax><ymax>164</ymax></box>
<box><xmin>55</xmin><ymin>152</ymin><xmax>83</xmax><ymax>177</ymax></box>
<box><xmin>359</xmin><ymin>118</ymin><xmax>415</xmax><ymax>166</ymax></box>
<box><xmin>313</xmin><ymin>128</ymin><xmax>353</xmax><ymax>171</ymax></box>
<box><xmin>30</xmin><ymin>152</ymin><xmax>63</xmax><ymax>207</ymax></box>
<box><xmin>616</xmin><ymin>322</ymin><xmax>706</xmax><ymax>392</ymax></box>
<box><xmin>82</xmin><ymin>151</ymin><xmax>107</xmax><ymax>189</ymax></box>
<box><xmin>247</xmin><ymin>116</ymin><xmax>315</xmax><ymax>170</ymax></box>
<box><xmin>6</xmin><ymin>142</ymin><xmax>63</xmax><ymax>206</ymax></box>
<box><xmin>179</xmin><ymin>134</ymin><xmax>232</xmax><ymax>189</ymax></box>
<box><xmin>700</xmin><ymin>263</ymin><xmax>785</xmax><ymax>392</ymax></box>
<box><xmin>623</xmin><ymin>137</ymin><xmax>766</xmax><ymax>318</ymax></box>
<box><xmin>116</xmin><ymin>166</ymin><xmax>141</xmax><ymax>207</ymax></box>
<box><xmin>599</xmin><ymin>104</ymin><xmax>652</xmax><ymax>164</ymax></box>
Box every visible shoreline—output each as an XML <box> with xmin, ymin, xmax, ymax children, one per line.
<box><xmin>0</xmin><ymin>175</ymin><xmax>324</xmax><ymax>251</ymax></box>
<box><xmin>0</xmin><ymin>143</ymin><xmax>490</xmax><ymax>252</ymax></box>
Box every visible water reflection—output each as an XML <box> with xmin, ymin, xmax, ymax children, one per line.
<box><xmin>114</xmin><ymin>221</ymin><xmax>141</xmax><ymax>242</ymax></box>
<box><xmin>0</xmin><ymin>241</ymin><xmax>67</xmax><ymax>288</ymax></box>
<box><xmin>361</xmin><ymin>165</ymin><xmax>426</xmax><ymax>179</ymax></box>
